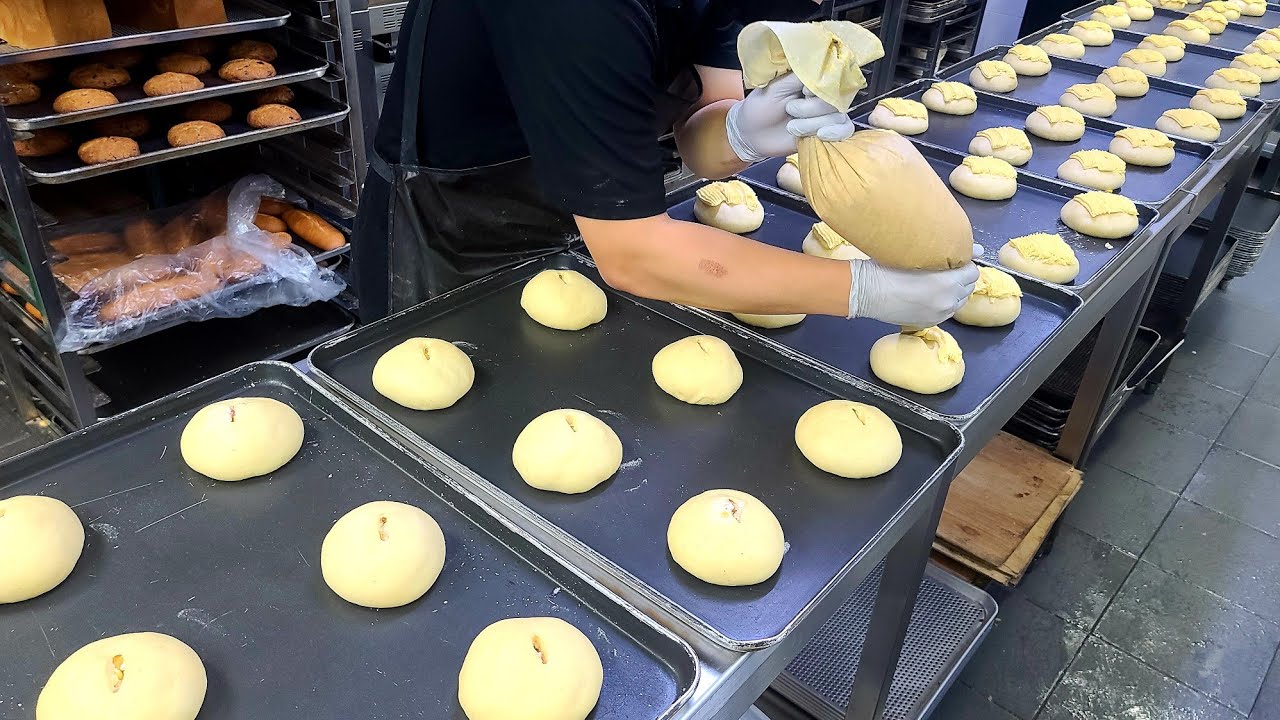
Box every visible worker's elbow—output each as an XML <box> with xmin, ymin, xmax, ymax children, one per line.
<box><xmin>593</xmin><ymin>253</ymin><xmax>645</xmax><ymax>296</ymax></box>
<box><xmin>575</xmin><ymin>215</ymin><xmax>665</xmax><ymax>298</ymax></box>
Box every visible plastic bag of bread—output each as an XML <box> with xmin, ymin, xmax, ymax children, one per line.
<box><xmin>798</xmin><ymin>130</ymin><xmax>975</xmax><ymax>270</ymax></box>
<box><xmin>57</xmin><ymin>174</ymin><xmax>344</xmax><ymax>351</ymax></box>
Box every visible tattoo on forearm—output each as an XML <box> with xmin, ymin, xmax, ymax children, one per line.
<box><xmin>698</xmin><ymin>259</ymin><xmax>727</xmax><ymax>278</ymax></box>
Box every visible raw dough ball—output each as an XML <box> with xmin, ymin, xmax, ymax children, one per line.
<box><xmin>652</xmin><ymin>335</ymin><xmax>743</xmax><ymax>405</ymax></box>
<box><xmin>321</xmin><ymin>500</ymin><xmax>446</xmax><ymax>608</ymax></box>
<box><xmin>969</xmin><ymin>60</ymin><xmax>1019</xmax><ymax>92</ymax></box>
<box><xmin>1110</xmin><ymin>127</ymin><xmax>1177</xmax><ymax>166</ymax></box>
<box><xmin>1232</xmin><ymin>53</ymin><xmax>1280</xmax><ymax>82</ymax></box>
<box><xmin>954</xmin><ymin>266</ymin><xmax>1023</xmax><ymax>327</ymax></box>
<box><xmin>693</xmin><ymin>180</ymin><xmax>764</xmax><ymax>234</ymax></box>
<box><xmin>802</xmin><ymin>221</ymin><xmax>870</xmax><ymax>260</ymax></box>
<box><xmin>1058</xmin><ymin>149</ymin><xmax>1128</xmax><ymax>191</ymax></box>
<box><xmin>1069</xmin><ymin>20</ymin><xmax>1115</xmax><ymax>46</ymax></box>
<box><xmin>921</xmin><ymin>81</ymin><xmax>977</xmax><ymax>115</ymax></box>
<box><xmin>732</xmin><ymin>312</ymin><xmax>806</xmax><ymax>328</ymax></box>
<box><xmin>1119</xmin><ymin>48</ymin><xmax>1167</xmax><ymax>77</ymax></box>
<box><xmin>520</xmin><ymin>269</ymin><xmax>607</xmax><ymax>331</ymax></box>
<box><xmin>1118</xmin><ymin>0</ymin><xmax>1156</xmax><ymax>20</ymax></box>
<box><xmin>1061</xmin><ymin>191</ymin><xmax>1140</xmax><ymax>239</ymax></box>
<box><xmin>37</xmin><ymin>632</ymin><xmax>207</xmax><ymax>720</ymax></box>
<box><xmin>458</xmin><ymin>617</ymin><xmax>603</xmax><ymax>720</ymax></box>
<box><xmin>1091</xmin><ymin>4</ymin><xmax>1133</xmax><ymax>28</ymax></box>
<box><xmin>870</xmin><ymin>326</ymin><xmax>966</xmax><ymax>395</ymax></box>
<box><xmin>1192</xmin><ymin>87</ymin><xmax>1248</xmax><ymax>119</ymax></box>
<box><xmin>1239</xmin><ymin>0</ymin><xmax>1268</xmax><ymax>15</ymax></box>
<box><xmin>949</xmin><ymin>155</ymin><xmax>1018</xmax><ymax>200</ymax></box>
<box><xmin>372</xmin><ymin>338</ymin><xmax>475</xmax><ymax>411</ymax></box>
<box><xmin>1039</xmin><ymin>33</ymin><xmax>1087</xmax><ymax>59</ymax></box>
<box><xmin>1139</xmin><ymin>34</ymin><xmax>1187</xmax><ymax>61</ymax></box>
<box><xmin>1164</xmin><ymin>19</ymin><xmax>1212</xmax><ymax>44</ymax></box>
<box><xmin>1188</xmin><ymin>8</ymin><xmax>1228</xmax><ymax>33</ymax></box>
<box><xmin>1207</xmin><ymin>67</ymin><xmax>1262</xmax><ymax>96</ymax></box>
<box><xmin>1206</xmin><ymin>0</ymin><xmax>1241</xmax><ymax>19</ymax></box>
<box><xmin>0</xmin><ymin>495</ymin><xmax>83</xmax><ymax>604</ymax></box>
<box><xmin>667</xmin><ymin>489</ymin><xmax>784</xmax><ymax>585</ymax></box>
<box><xmin>999</xmin><ymin>233</ymin><xmax>1081</xmax><ymax>283</ymax></box>
<box><xmin>1003</xmin><ymin>44</ymin><xmax>1053</xmax><ymax>75</ymax></box>
<box><xmin>1157</xmin><ymin>108</ymin><xmax>1222</xmax><ymax>141</ymax></box>
<box><xmin>868</xmin><ymin>97</ymin><xmax>929</xmax><ymax>134</ymax></box>
<box><xmin>1025</xmin><ymin>104</ymin><xmax>1087</xmax><ymax>141</ymax></box>
<box><xmin>180</xmin><ymin>397</ymin><xmax>304</xmax><ymax>481</ymax></box>
<box><xmin>1099</xmin><ymin>65</ymin><xmax>1151</xmax><ymax>97</ymax></box>
<box><xmin>794</xmin><ymin>400</ymin><xmax>901</xmax><ymax>478</ymax></box>
<box><xmin>512</xmin><ymin>409</ymin><xmax>622</xmax><ymax>493</ymax></box>
<box><xmin>968</xmin><ymin>126</ymin><xmax>1033</xmax><ymax>166</ymax></box>
<box><xmin>1244</xmin><ymin>38</ymin><xmax>1280</xmax><ymax>59</ymax></box>
<box><xmin>1060</xmin><ymin>82</ymin><xmax>1119</xmax><ymax>117</ymax></box>
<box><xmin>777</xmin><ymin>154</ymin><xmax>804</xmax><ymax>195</ymax></box>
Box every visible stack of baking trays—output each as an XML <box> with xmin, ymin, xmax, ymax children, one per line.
<box><xmin>1225</xmin><ymin>187</ymin><xmax>1280</xmax><ymax>278</ymax></box>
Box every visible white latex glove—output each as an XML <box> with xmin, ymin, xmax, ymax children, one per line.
<box><xmin>726</xmin><ymin>74</ymin><xmax>857</xmax><ymax>164</ymax></box>
<box><xmin>847</xmin><ymin>244</ymin><xmax>985</xmax><ymax>327</ymax></box>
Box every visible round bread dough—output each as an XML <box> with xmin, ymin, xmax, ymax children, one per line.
<box><xmin>1192</xmin><ymin>88</ymin><xmax>1248</xmax><ymax>119</ymax></box>
<box><xmin>0</xmin><ymin>495</ymin><xmax>84</xmax><ymax>604</ymax></box>
<box><xmin>969</xmin><ymin>60</ymin><xmax>1019</xmax><ymax>92</ymax></box>
<box><xmin>1091</xmin><ymin>4</ymin><xmax>1133</xmax><ymax>28</ymax></box>
<box><xmin>732</xmin><ymin>312</ymin><xmax>806</xmax><ymax>329</ymax></box>
<box><xmin>1069</xmin><ymin>20</ymin><xmax>1115</xmax><ymax>46</ymax></box>
<box><xmin>1244</xmin><ymin>39</ymin><xmax>1280</xmax><ymax>59</ymax></box>
<box><xmin>693</xmin><ymin>180</ymin><xmax>764</xmax><ymax>234</ymax></box>
<box><xmin>921</xmin><ymin>82</ymin><xmax>977</xmax><ymax>115</ymax></box>
<box><xmin>37</xmin><ymin>632</ymin><xmax>207</xmax><ymax>720</ymax></box>
<box><xmin>180</xmin><ymin>397</ymin><xmax>304</xmax><ymax>481</ymax></box>
<box><xmin>869</xmin><ymin>327</ymin><xmax>966</xmax><ymax>395</ymax></box>
<box><xmin>1156</xmin><ymin>108</ymin><xmax>1222</xmax><ymax>141</ymax></box>
<box><xmin>801</xmin><ymin>221</ymin><xmax>870</xmax><ymax>260</ymax></box>
<box><xmin>1059</xmin><ymin>83</ymin><xmax>1119</xmax><ymax>117</ymax></box>
<box><xmin>1231</xmin><ymin>53</ymin><xmax>1280</xmax><ymax>82</ymax></box>
<box><xmin>1025</xmin><ymin>105</ymin><xmax>1087</xmax><ymax>141</ymax></box>
<box><xmin>867</xmin><ymin>99</ymin><xmax>929</xmax><ymax>134</ymax></box>
<box><xmin>1110</xmin><ymin>128</ymin><xmax>1177</xmax><ymax>166</ymax></box>
<box><xmin>667</xmin><ymin>489</ymin><xmax>784</xmax><ymax>585</ymax></box>
<box><xmin>1118</xmin><ymin>0</ymin><xmax>1156</xmax><ymax>20</ymax></box>
<box><xmin>1099</xmin><ymin>66</ymin><xmax>1151</xmax><ymax>97</ymax></box>
<box><xmin>1119</xmin><ymin>49</ymin><xmax>1167</xmax><ymax>77</ymax></box>
<box><xmin>1240</xmin><ymin>0</ymin><xmax>1268</xmax><ymax>15</ymax></box>
<box><xmin>512</xmin><ymin>409</ymin><xmax>622</xmax><ymax>494</ymax></box>
<box><xmin>949</xmin><ymin>155</ymin><xmax>1018</xmax><ymax>200</ymax></box>
<box><xmin>321</xmin><ymin>500</ymin><xmax>446</xmax><ymax>608</ymax></box>
<box><xmin>1188</xmin><ymin>8</ymin><xmax>1228</xmax><ymax>33</ymax></box>
<box><xmin>1207</xmin><ymin>67</ymin><xmax>1263</xmax><ymax>96</ymax></box>
<box><xmin>1206</xmin><ymin>0</ymin><xmax>1241</xmax><ymax>19</ymax></box>
<box><xmin>1057</xmin><ymin>149</ymin><xmax>1127</xmax><ymax>191</ymax></box>
<box><xmin>1139</xmin><ymin>35</ymin><xmax>1187</xmax><ymax>61</ymax></box>
<box><xmin>652</xmin><ymin>335</ymin><xmax>743</xmax><ymax>405</ymax></box>
<box><xmin>1003</xmin><ymin>44</ymin><xmax>1053</xmax><ymax>75</ymax></box>
<box><xmin>520</xmin><ymin>269</ymin><xmax>607</xmax><ymax>331</ymax></box>
<box><xmin>776</xmin><ymin>155</ymin><xmax>804</xmax><ymax>195</ymax></box>
<box><xmin>372</xmin><ymin>338</ymin><xmax>475</xmax><ymax>411</ymax></box>
<box><xmin>794</xmin><ymin>400</ymin><xmax>901</xmax><ymax>478</ymax></box>
<box><xmin>968</xmin><ymin>127</ymin><xmax>1033</xmax><ymax>166</ymax></box>
<box><xmin>954</xmin><ymin>266</ymin><xmax>1023</xmax><ymax>327</ymax></box>
<box><xmin>1164</xmin><ymin>19</ymin><xmax>1212</xmax><ymax>44</ymax></box>
<box><xmin>458</xmin><ymin>617</ymin><xmax>603</xmax><ymax>720</ymax></box>
<box><xmin>1061</xmin><ymin>191</ymin><xmax>1141</xmax><ymax>239</ymax></box>
<box><xmin>1157</xmin><ymin>0</ymin><xmax>1188</xmax><ymax>8</ymax></box>
<box><xmin>999</xmin><ymin>233</ymin><xmax>1081</xmax><ymax>283</ymax></box>
<box><xmin>1039</xmin><ymin>33</ymin><xmax>1087</xmax><ymax>59</ymax></box>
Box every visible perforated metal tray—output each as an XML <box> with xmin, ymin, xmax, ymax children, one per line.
<box><xmin>1062</xmin><ymin>2</ymin><xmax>1269</xmax><ymax>51</ymax></box>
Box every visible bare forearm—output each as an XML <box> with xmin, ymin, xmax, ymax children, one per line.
<box><xmin>673</xmin><ymin>100</ymin><xmax>750</xmax><ymax>180</ymax></box>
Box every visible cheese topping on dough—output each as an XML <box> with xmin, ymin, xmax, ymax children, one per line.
<box><xmin>1007</xmin><ymin>44</ymin><xmax>1050</xmax><ymax>62</ymax></box>
<box><xmin>1036</xmin><ymin>105</ymin><xmax>1086</xmax><ymax>124</ymax></box>
<box><xmin>1206</xmin><ymin>1</ymin><xmax>1239</xmax><ymax>15</ymax></box>
<box><xmin>931</xmin><ymin>81</ymin><xmax>976</xmax><ymax>102</ymax></box>
<box><xmin>1122</xmin><ymin>48</ymin><xmax>1166</xmax><ymax>65</ymax></box>
<box><xmin>1188</xmin><ymin>8</ymin><xmax>1228</xmax><ymax>24</ymax></box>
<box><xmin>1160</xmin><ymin>0</ymin><xmax>1187</xmax><ymax>8</ymax></box>
<box><xmin>1064</xmin><ymin>83</ymin><xmax>1116</xmax><ymax>100</ymax></box>
<box><xmin>696</xmin><ymin>180</ymin><xmax>761</xmax><ymax>209</ymax></box>
<box><xmin>1250</xmin><ymin>38</ymin><xmax>1280</xmax><ymax>55</ymax></box>
<box><xmin>1073</xmin><ymin>20</ymin><xmax>1113</xmax><ymax>33</ymax></box>
<box><xmin>909</xmin><ymin>326</ymin><xmax>963</xmax><ymax>364</ymax></box>
<box><xmin>1008</xmin><ymin>233</ymin><xmax>1078</xmax><ymax>266</ymax></box>
<box><xmin>1141</xmin><ymin>34</ymin><xmax>1186</xmax><ymax>48</ymax></box>
<box><xmin>1115</xmin><ymin>127</ymin><xmax>1175</xmax><ymax>148</ymax></box>
<box><xmin>962</xmin><ymin>155</ymin><xmax>1017</xmax><ymax>178</ymax></box>
<box><xmin>1214</xmin><ymin>67</ymin><xmax>1262</xmax><ymax>85</ymax></box>
<box><xmin>977</xmin><ymin>127</ymin><xmax>1031</xmax><ymax>150</ymax></box>
<box><xmin>879</xmin><ymin>97</ymin><xmax>928</xmax><ymax>118</ymax></box>
<box><xmin>1042</xmin><ymin>33</ymin><xmax>1085</xmax><ymax>47</ymax></box>
<box><xmin>810</xmin><ymin>221</ymin><xmax>855</xmax><ymax>251</ymax></box>
<box><xmin>1235</xmin><ymin>52</ymin><xmax>1280</xmax><ymax>69</ymax></box>
<box><xmin>1197</xmin><ymin>87</ymin><xmax>1248</xmax><ymax>106</ymax></box>
<box><xmin>1119</xmin><ymin>0</ymin><xmax>1153</xmax><ymax>9</ymax></box>
<box><xmin>785</xmin><ymin>153</ymin><xmax>799</xmax><ymax>168</ymax></box>
<box><xmin>1069</xmin><ymin>149</ymin><xmax>1127</xmax><ymax>173</ymax></box>
<box><xmin>1168</xmin><ymin>18</ymin><xmax>1209</xmax><ymax>31</ymax></box>
<box><xmin>1103</xmin><ymin>66</ymin><xmax>1149</xmax><ymax>83</ymax></box>
<box><xmin>1072</xmin><ymin>191</ymin><xmax>1139</xmax><ymax>218</ymax></box>
<box><xmin>1162</xmin><ymin>108</ymin><xmax>1222</xmax><ymax>129</ymax></box>
<box><xmin>976</xmin><ymin>60</ymin><xmax>1017</xmax><ymax>79</ymax></box>
<box><xmin>1094</xmin><ymin>5</ymin><xmax>1129</xmax><ymax>18</ymax></box>
<box><xmin>972</xmin><ymin>266</ymin><xmax>1023</xmax><ymax>299</ymax></box>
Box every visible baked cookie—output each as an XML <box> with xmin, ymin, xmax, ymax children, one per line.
<box><xmin>52</xmin><ymin>88</ymin><xmax>118</xmax><ymax>113</ymax></box>
<box><xmin>0</xmin><ymin>61</ymin><xmax>52</xmax><ymax>82</ymax></box>
<box><xmin>97</xmin><ymin>48</ymin><xmax>145</xmax><ymax>68</ymax></box>
<box><xmin>13</xmin><ymin>129</ymin><xmax>72</xmax><ymax>158</ymax></box>
<box><xmin>247</xmin><ymin>103</ymin><xmax>301</xmax><ymax>129</ymax></box>
<box><xmin>156</xmin><ymin>52</ymin><xmax>212</xmax><ymax>76</ymax></box>
<box><xmin>167</xmin><ymin>121</ymin><xmax>226</xmax><ymax>147</ymax></box>
<box><xmin>0</xmin><ymin>82</ymin><xmax>40</xmax><ymax>106</ymax></box>
<box><xmin>254</xmin><ymin>85</ymin><xmax>294</xmax><ymax>105</ymax></box>
<box><xmin>181</xmin><ymin>99</ymin><xmax>234</xmax><ymax>123</ymax></box>
<box><xmin>68</xmin><ymin>63</ymin><xmax>130</xmax><ymax>90</ymax></box>
<box><xmin>143</xmin><ymin>72</ymin><xmax>204</xmax><ymax>97</ymax></box>
<box><xmin>227</xmin><ymin>39</ymin><xmax>277</xmax><ymax>62</ymax></box>
<box><xmin>218</xmin><ymin>59</ymin><xmax>276</xmax><ymax>82</ymax></box>
<box><xmin>91</xmin><ymin>113</ymin><xmax>151</xmax><ymax>138</ymax></box>
<box><xmin>78</xmin><ymin>137</ymin><xmax>141</xmax><ymax>165</ymax></box>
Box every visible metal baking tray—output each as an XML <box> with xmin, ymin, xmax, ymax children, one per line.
<box><xmin>20</xmin><ymin>88</ymin><xmax>348</xmax><ymax>184</ymax></box>
<box><xmin>0</xmin><ymin>0</ymin><xmax>291</xmax><ymax>66</ymax></box>
<box><xmin>668</xmin><ymin>180</ymin><xmax>1082</xmax><ymax>420</ymax></box>
<box><xmin>736</xmin><ymin>149</ymin><xmax>1157</xmax><ymax>292</ymax></box>
<box><xmin>6</xmin><ymin>46</ymin><xmax>329</xmax><ymax>131</ymax></box>
<box><xmin>309</xmin><ymin>252</ymin><xmax>963</xmax><ymax>651</ymax></box>
<box><xmin>848</xmin><ymin>79</ymin><xmax>1214</xmax><ymax>206</ymax></box>
<box><xmin>0</xmin><ymin>362</ymin><xmax>697</xmax><ymax>720</ymax></box>
<box><xmin>1062</xmin><ymin>4</ymin><xmax>1266</xmax><ymax>50</ymax></box>
<box><xmin>939</xmin><ymin>47</ymin><xmax>1265</xmax><ymax>145</ymax></box>
<box><xmin>1024</xmin><ymin>21</ymin><xmax>1280</xmax><ymax>102</ymax></box>
<box><xmin>1065</xmin><ymin>0</ymin><xmax>1280</xmax><ymax>32</ymax></box>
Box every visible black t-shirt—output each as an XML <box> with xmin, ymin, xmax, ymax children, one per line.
<box><xmin>375</xmin><ymin>0</ymin><xmax>816</xmax><ymax>221</ymax></box>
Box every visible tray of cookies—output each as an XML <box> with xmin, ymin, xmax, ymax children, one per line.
<box><xmin>1062</xmin><ymin>3</ymin><xmax>1270</xmax><ymax>51</ymax></box>
<box><xmin>0</xmin><ymin>361</ymin><xmax>698</xmax><ymax>720</ymax></box>
<box><xmin>847</xmin><ymin>78</ymin><xmax>1214</xmax><ymax>206</ymax></box>
<box><xmin>17</xmin><ymin>86</ymin><xmax>348</xmax><ymax>184</ymax></box>
<box><xmin>3</xmin><ymin>40</ymin><xmax>328</xmax><ymax>131</ymax></box>
<box><xmin>664</xmin><ymin>178</ymin><xmax>1083</xmax><ymax>421</ymax></box>
<box><xmin>309</xmin><ymin>250</ymin><xmax>964</xmax><ymax>651</ymax></box>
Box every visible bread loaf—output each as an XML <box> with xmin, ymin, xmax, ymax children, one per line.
<box><xmin>283</xmin><ymin>209</ymin><xmax>344</xmax><ymax>251</ymax></box>
<box><xmin>105</xmin><ymin>0</ymin><xmax>226</xmax><ymax>30</ymax></box>
<box><xmin>97</xmin><ymin>271</ymin><xmax>221</xmax><ymax>322</ymax></box>
<box><xmin>798</xmin><ymin>130</ymin><xmax>974</xmax><ymax>270</ymax></box>
<box><xmin>123</xmin><ymin>219</ymin><xmax>167</xmax><ymax>256</ymax></box>
<box><xmin>50</xmin><ymin>232</ymin><xmax>122</xmax><ymax>256</ymax></box>
<box><xmin>0</xmin><ymin>0</ymin><xmax>111</xmax><ymax>49</ymax></box>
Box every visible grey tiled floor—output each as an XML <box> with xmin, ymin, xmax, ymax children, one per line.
<box><xmin>937</xmin><ymin>240</ymin><xmax>1280</xmax><ymax>720</ymax></box>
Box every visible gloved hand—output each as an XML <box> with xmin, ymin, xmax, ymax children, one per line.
<box><xmin>726</xmin><ymin>73</ymin><xmax>857</xmax><ymax>164</ymax></box>
<box><xmin>847</xmin><ymin>244</ymin><xmax>985</xmax><ymax>327</ymax></box>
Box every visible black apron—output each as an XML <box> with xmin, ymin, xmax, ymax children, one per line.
<box><xmin>354</xmin><ymin>0</ymin><xmax>702</xmax><ymax>320</ymax></box>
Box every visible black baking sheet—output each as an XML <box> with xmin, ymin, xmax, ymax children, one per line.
<box><xmin>667</xmin><ymin>181</ymin><xmax>1082</xmax><ymax>419</ymax></box>
<box><xmin>1063</xmin><ymin>3</ymin><xmax>1268</xmax><ymax>51</ymax></box>
<box><xmin>309</xmin><ymin>253</ymin><xmax>961</xmax><ymax>650</ymax></box>
<box><xmin>939</xmin><ymin>47</ymin><xmax>1263</xmax><ymax>144</ymax></box>
<box><xmin>848</xmin><ymin>78</ymin><xmax>1213</xmax><ymax>206</ymax></box>
<box><xmin>0</xmin><ymin>362</ymin><xmax>696</xmax><ymax>720</ymax></box>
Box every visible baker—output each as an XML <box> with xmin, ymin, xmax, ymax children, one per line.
<box><xmin>355</xmin><ymin>0</ymin><xmax>979</xmax><ymax>328</ymax></box>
